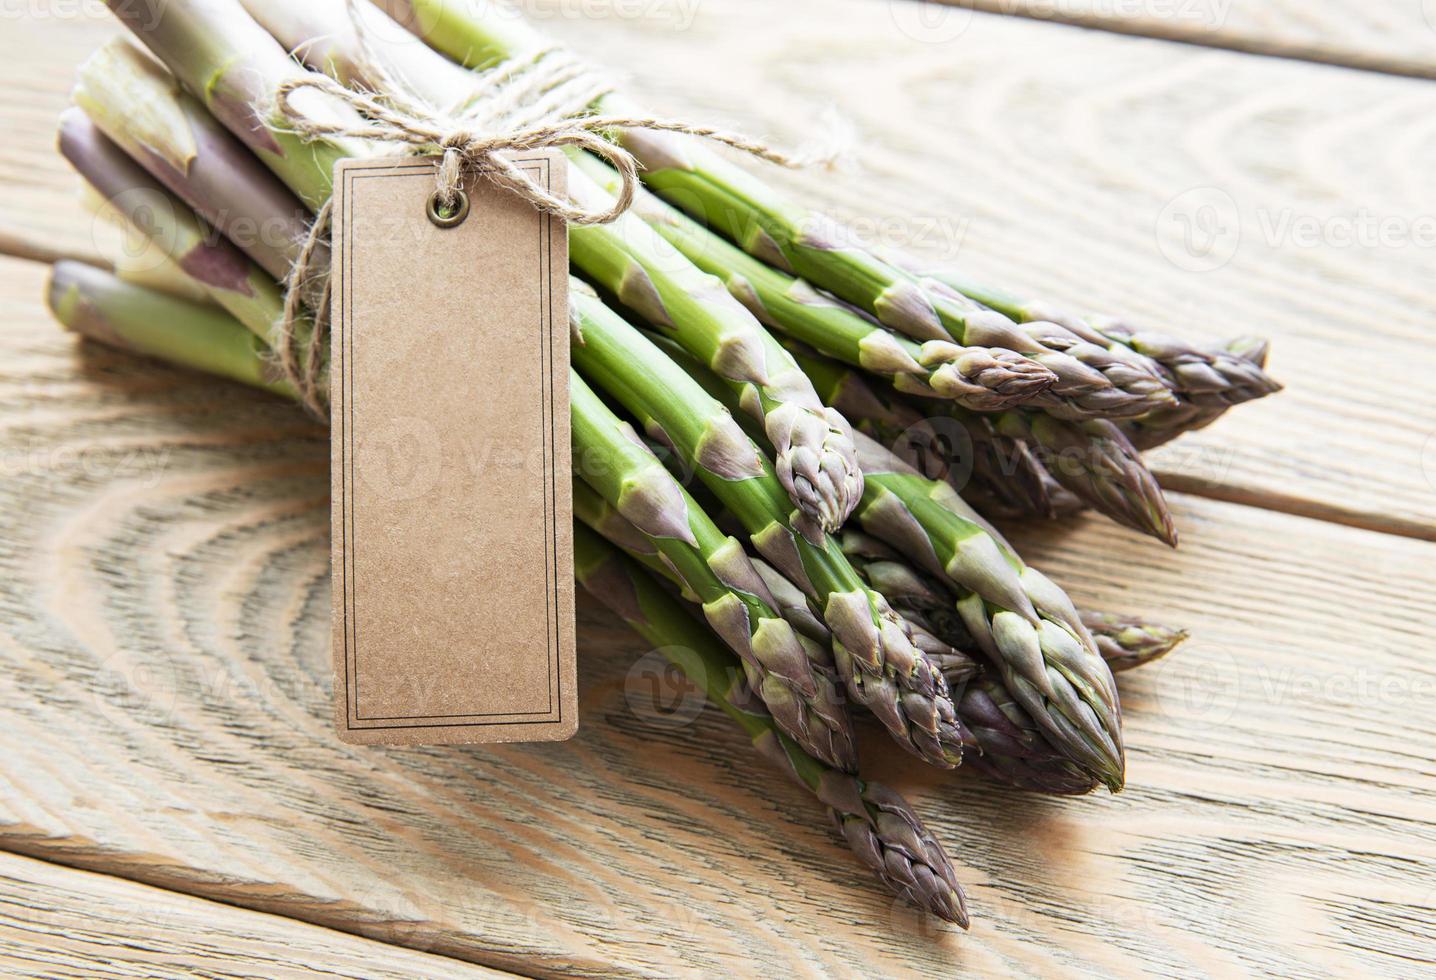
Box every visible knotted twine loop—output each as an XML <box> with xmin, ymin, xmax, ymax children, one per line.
<box><xmin>269</xmin><ymin>1</ymin><xmax>811</xmax><ymax>419</ymax></box>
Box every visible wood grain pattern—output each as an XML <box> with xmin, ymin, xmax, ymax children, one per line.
<box><xmin>1</xmin><ymin>254</ymin><xmax>1432</xmax><ymax>976</ymax></box>
<box><xmin>7</xmin><ymin>2</ymin><xmax>1434</xmax><ymax>539</ymax></box>
<box><xmin>0</xmin><ymin>850</ymin><xmax>515</xmax><ymax>979</ymax></box>
<box><xmin>926</xmin><ymin>0</ymin><xmax>1436</xmax><ymax>80</ymax></box>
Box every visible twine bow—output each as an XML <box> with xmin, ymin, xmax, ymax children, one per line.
<box><xmin>276</xmin><ymin>54</ymin><xmax>706</xmax><ymax>228</ymax></box>
<box><xmin>269</xmin><ymin>7</ymin><xmax>809</xmax><ymax>418</ymax></box>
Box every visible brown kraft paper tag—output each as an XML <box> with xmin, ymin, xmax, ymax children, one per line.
<box><xmin>330</xmin><ymin>152</ymin><xmax>576</xmax><ymax>745</ymax></box>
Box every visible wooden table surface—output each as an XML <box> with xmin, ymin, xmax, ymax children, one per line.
<box><xmin>2</xmin><ymin>1</ymin><xmax>1433</xmax><ymax>977</ymax></box>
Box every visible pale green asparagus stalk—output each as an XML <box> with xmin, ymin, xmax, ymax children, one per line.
<box><xmin>573</xmin><ymin>524</ymin><xmax>969</xmax><ymax>926</ymax></box>
<box><xmin>850</xmin><ymin>433</ymin><xmax>1125</xmax><ymax>791</ymax></box>
<box><xmin>47</xmin><ymin>261</ymin><xmax>290</xmax><ymax>397</ymax></box>
<box><xmin>569</xmin><ymin>286</ymin><xmax>971</xmax><ymax>768</ymax></box>
<box><xmin>577</xmin><ymin>156</ymin><xmax>1057</xmax><ymax>412</ymax></box>
<box><xmin>233</xmin><ymin>0</ymin><xmax>864</xmax><ymax>535</ymax></box>
<box><xmin>57</xmin><ymin>108</ymin><xmax>299</xmax><ymax>350</ymax></box>
<box><xmin>383</xmin><ymin>0</ymin><xmax>1175</xmax><ymax>423</ymax></box>
<box><xmin>73</xmin><ymin>38</ymin><xmax>315</xmax><ymax>283</ymax></box>
<box><xmin>568</xmin><ymin>383</ymin><xmax>857</xmax><ymax>771</ymax></box>
<box><xmin>104</xmin><ymin>0</ymin><xmax>365</xmax><ymax>211</ymax></box>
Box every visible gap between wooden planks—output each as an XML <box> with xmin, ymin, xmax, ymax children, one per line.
<box><xmin>910</xmin><ymin>0</ymin><xmax>1436</xmax><ymax>81</ymax></box>
<box><xmin>0</xmin><ymin>849</ymin><xmax>519</xmax><ymax>980</ymax></box>
<box><xmin>2</xmin><ymin>246</ymin><xmax>1434</xmax><ymax>975</ymax></box>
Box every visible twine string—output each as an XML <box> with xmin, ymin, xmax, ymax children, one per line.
<box><xmin>271</xmin><ymin>0</ymin><xmax>807</xmax><ymax>418</ymax></box>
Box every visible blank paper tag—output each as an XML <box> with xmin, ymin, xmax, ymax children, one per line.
<box><xmin>330</xmin><ymin>153</ymin><xmax>576</xmax><ymax>745</ymax></box>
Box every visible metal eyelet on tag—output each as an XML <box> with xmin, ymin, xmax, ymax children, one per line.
<box><xmin>426</xmin><ymin>188</ymin><xmax>470</xmax><ymax>228</ymax></box>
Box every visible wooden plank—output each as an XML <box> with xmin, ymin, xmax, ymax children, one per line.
<box><xmin>2</xmin><ymin>250</ymin><xmax>1433</xmax><ymax>976</ymax></box>
<box><xmin>0</xmin><ymin>850</ymin><xmax>515</xmax><ymax>979</ymax></box>
<box><xmin>4</xmin><ymin>2</ymin><xmax>1433</xmax><ymax>538</ymax></box>
<box><xmin>922</xmin><ymin>0</ymin><xmax>1436</xmax><ymax>80</ymax></box>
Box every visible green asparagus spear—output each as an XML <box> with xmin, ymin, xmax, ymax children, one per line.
<box><xmin>573</xmin><ymin>524</ymin><xmax>969</xmax><ymax>926</ymax></box>
<box><xmin>73</xmin><ymin>38</ymin><xmax>315</xmax><ymax>283</ymax></box>
<box><xmin>987</xmin><ymin>411</ymin><xmax>1176</xmax><ymax>547</ymax></box>
<box><xmin>850</xmin><ymin>433</ymin><xmax>1125</xmax><ymax>791</ymax></box>
<box><xmin>569</xmin><ymin>379</ymin><xmax>856</xmax><ymax>771</ymax></box>
<box><xmin>47</xmin><ymin>261</ymin><xmax>289</xmax><ymax>397</ymax></box>
<box><xmin>1081</xmin><ymin>611</ymin><xmax>1189</xmax><ymax>673</ymax></box>
<box><xmin>923</xmin><ymin>268</ymin><xmax>1282</xmax><ymax>408</ymax></box>
<box><xmin>582</xmin><ymin>157</ymin><xmax>1057</xmax><ymax>412</ymax></box>
<box><xmin>1122</xmin><ymin>336</ymin><xmax>1276</xmax><ymax>449</ymax></box>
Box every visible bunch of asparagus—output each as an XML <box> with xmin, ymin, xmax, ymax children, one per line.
<box><xmin>47</xmin><ymin>0</ymin><xmax>1274</xmax><ymax>928</ymax></box>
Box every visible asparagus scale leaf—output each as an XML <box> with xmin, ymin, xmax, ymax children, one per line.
<box><xmin>570</xmin><ymin>374</ymin><xmax>857</xmax><ymax>771</ymax></box>
<box><xmin>925</xmin><ymin>268</ymin><xmax>1282</xmax><ymax>408</ymax></box>
<box><xmin>573</xmin><ymin>524</ymin><xmax>969</xmax><ymax>926</ymax></box>
<box><xmin>851</xmin><ymin>434</ymin><xmax>1126</xmax><ymax>791</ymax></box>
